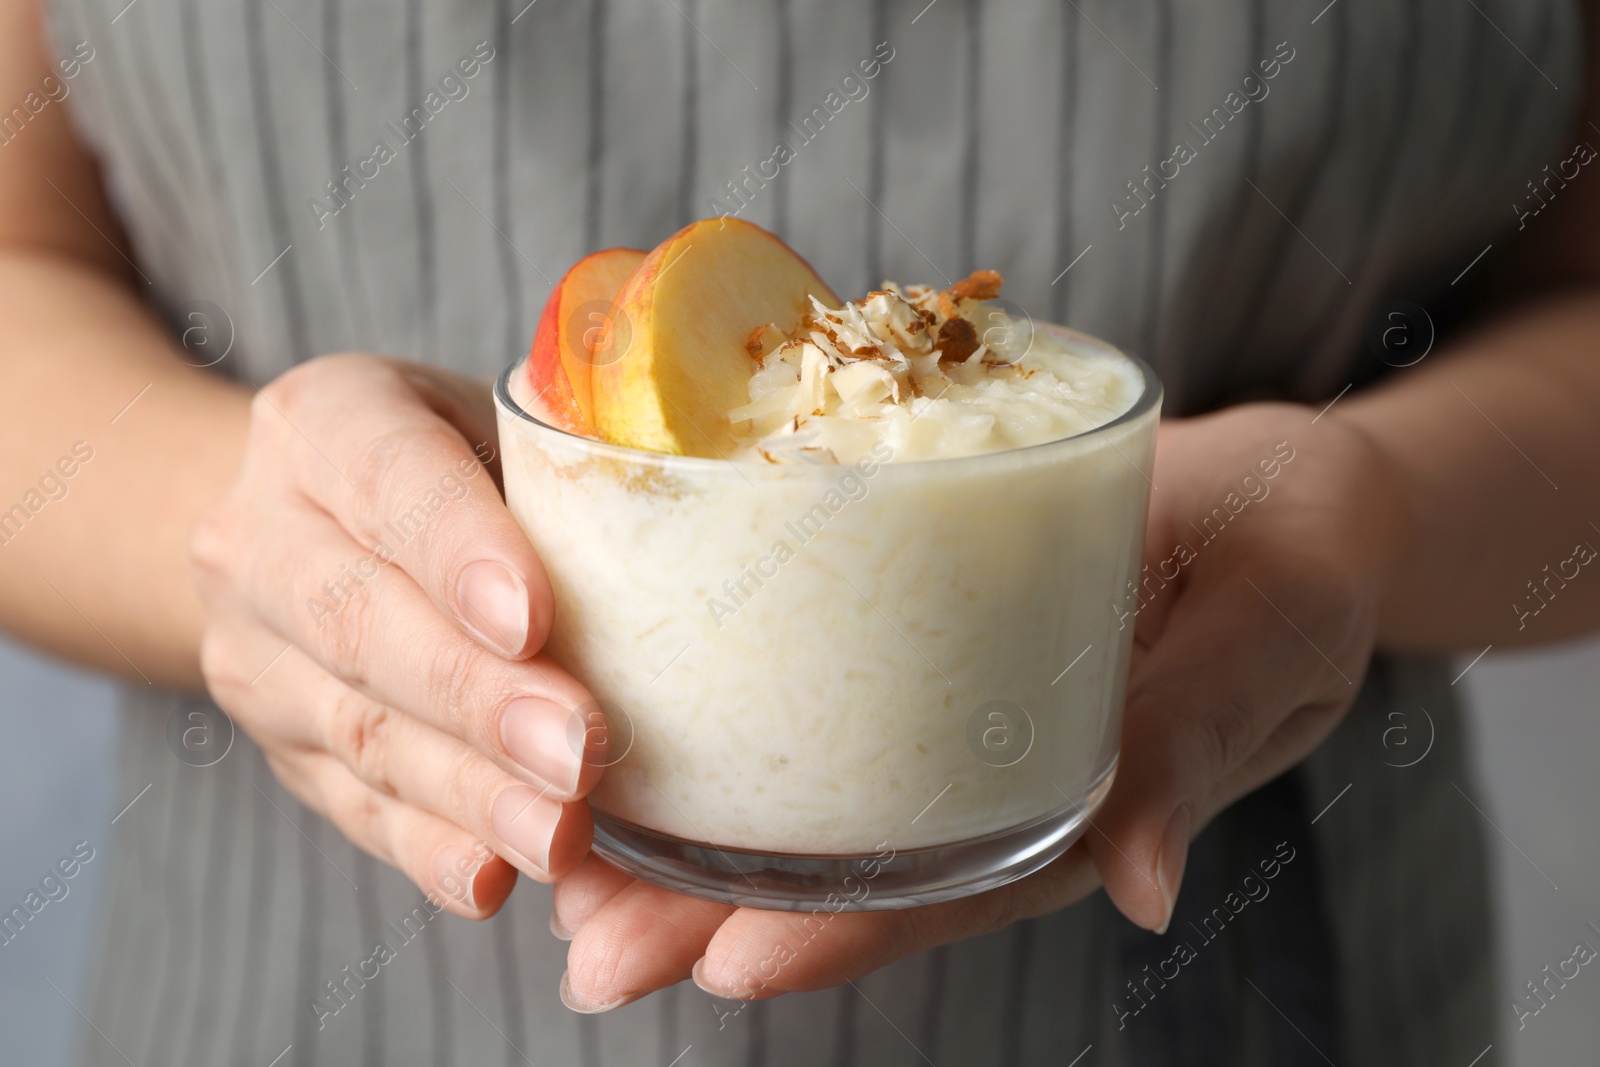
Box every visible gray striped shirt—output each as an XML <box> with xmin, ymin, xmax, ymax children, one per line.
<box><xmin>41</xmin><ymin>0</ymin><xmax>1581</xmax><ymax>1063</ymax></box>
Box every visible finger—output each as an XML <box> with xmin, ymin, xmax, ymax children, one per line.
<box><xmin>692</xmin><ymin>847</ymin><xmax>1100</xmax><ymax>1000</ymax></box>
<box><xmin>255</xmin><ymin>354</ymin><xmax>550</xmax><ymax>658</ymax></box>
<box><xmin>561</xmin><ymin>848</ymin><xmax>1100</xmax><ymax>1011</ymax></box>
<box><xmin>236</xmin><ymin>508</ymin><xmax>605</xmax><ymax>800</ymax></box>
<box><xmin>262</xmin><ymin>748</ymin><xmax>518</xmax><ymax>919</ymax></box>
<box><xmin>215</xmin><ymin>626</ymin><xmax>592</xmax><ymax>881</ymax></box>
<box><xmin>561</xmin><ymin>882</ymin><xmax>734</xmax><ymax>1013</ymax></box>
<box><xmin>333</xmin><ymin>704</ymin><xmax>593</xmax><ymax>884</ymax></box>
<box><xmin>550</xmin><ymin>853</ymin><xmax>635</xmax><ymax>939</ymax></box>
<box><xmin>392</xmin><ymin>363</ymin><xmax>501</xmax><ymax>456</ymax></box>
<box><xmin>1089</xmin><ymin>575</ymin><xmax>1351</xmax><ymax>934</ymax></box>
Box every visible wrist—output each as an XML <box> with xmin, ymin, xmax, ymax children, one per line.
<box><xmin>1324</xmin><ymin>406</ymin><xmax>1422</xmax><ymax>651</ymax></box>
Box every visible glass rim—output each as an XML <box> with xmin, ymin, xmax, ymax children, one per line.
<box><xmin>493</xmin><ymin>322</ymin><xmax>1162</xmax><ymax>474</ymax></box>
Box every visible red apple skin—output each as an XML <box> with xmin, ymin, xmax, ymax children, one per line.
<box><xmin>526</xmin><ymin>247</ymin><xmax>647</xmax><ymax>434</ymax></box>
<box><xmin>593</xmin><ymin>218</ymin><xmax>840</xmax><ymax>456</ymax></box>
<box><xmin>527</xmin><ymin>285</ymin><xmax>590</xmax><ymax>432</ymax></box>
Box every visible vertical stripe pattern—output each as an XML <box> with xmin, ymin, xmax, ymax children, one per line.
<box><xmin>957</xmin><ymin>0</ymin><xmax>981</xmax><ymax>274</ymax></box>
<box><xmin>42</xmin><ymin>0</ymin><xmax>1582</xmax><ymax>1063</ymax></box>
<box><xmin>403</xmin><ymin>0</ymin><xmax>438</xmax><ymax>360</ymax></box>
<box><xmin>771</xmin><ymin>0</ymin><xmax>793</xmax><ymax>239</ymax></box>
<box><xmin>676</xmin><ymin>0</ymin><xmax>698</xmax><ymax>228</ymax></box>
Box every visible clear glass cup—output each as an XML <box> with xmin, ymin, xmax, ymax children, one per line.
<box><xmin>493</xmin><ymin>325</ymin><xmax>1160</xmax><ymax>911</ymax></box>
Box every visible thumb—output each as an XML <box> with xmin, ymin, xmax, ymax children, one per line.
<box><xmin>1086</xmin><ymin>579</ymin><xmax>1313</xmax><ymax>933</ymax></box>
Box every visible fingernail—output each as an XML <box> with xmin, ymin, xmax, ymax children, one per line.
<box><xmin>550</xmin><ymin>910</ymin><xmax>574</xmax><ymax>941</ymax></box>
<box><xmin>1154</xmin><ymin>805</ymin><xmax>1192</xmax><ymax>935</ymax></box>
<box><xmin>491</xmin><ymin>786</ymin><xmax>561</xmax><ymax>874</ymax></box>
<box><xmin>457</xmin><ymin>561</ymin><xmax>529</xmax><ymax>658</ymax></box>
<box><xmin>690</xmin><ymin>957</ymin><xmax>718</xmax><ymax>995</ymax></box>
<box><xmin>501</xmin><ymin>697</ymin><xmax>583</xmax><ymax>796</ymax></box>
<box><xmin>433</xmin><ymin>845</ymin><xmax>481</xmax><ymax>911</ymax></box>
<box><xmin>692</xmin><ymin>957</ymin><xmax>758</xmax><ymax>1000</ymax></box>
<box><xmin>559</xmin><ymin>970</ymin><xmax>633</xmax><ymax>1014</ymax></box>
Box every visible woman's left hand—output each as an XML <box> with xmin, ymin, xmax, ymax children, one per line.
<box><xmin>552</xmin><ymin>401</ymin><xmax>1409</xmax><ymax>1011</ymax></box>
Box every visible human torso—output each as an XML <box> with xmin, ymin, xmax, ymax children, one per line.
<box><xmin>45</xmin><ymin>1</ymin><xmax>1579</xmax><ymax>1064</ymax></box>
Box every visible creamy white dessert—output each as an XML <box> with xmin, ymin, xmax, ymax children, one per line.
<box><xmin>497</xmin><ymin>281</ymin><xmax>1158</xmax><ymax>855</ymax></box>
<box><xmin>729</xmin><ymin>273</ymin><xmax>1142</xmax><ymax>464</ymax></box>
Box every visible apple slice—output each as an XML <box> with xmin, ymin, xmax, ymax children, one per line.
<box><xmin>593</xmin><ymin>218</ymin><xmax>840</xmax><ymax>456</ymax></box>
<box><xmin>527</xmin><ymin>247</ymin><xmax>647</xmax><ymax>434</ymax></box>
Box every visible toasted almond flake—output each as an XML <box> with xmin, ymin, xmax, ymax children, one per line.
<box><xmin>935</xmin><ymin>318</ymin><xmax>980</xmax><ymax>362</ymax></box>
<box><xmin>943</xmin><ymin>269</ymin><xmax>1004</xmax><ymax>304</ymax></box>
<box><xmin>729</xmin><ymin>270</ymin><xmax>1126</xmax><ymax>464</ymax></box>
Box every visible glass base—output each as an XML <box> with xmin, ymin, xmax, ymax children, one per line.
<box><xmin>590</xmin><ymin>761</ymin><xmax>1116</xmax><ymax>911</ymax></box>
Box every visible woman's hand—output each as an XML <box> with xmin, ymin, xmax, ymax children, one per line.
<box><xmin>190</xmin><ymin>354</ymin><xmax>604</xmax><ymax>918</ymax></box>
<box><xmin>553</xmin><ymin>401</ymin><xmax>1409</xmax><ymax>1009</ymax></box>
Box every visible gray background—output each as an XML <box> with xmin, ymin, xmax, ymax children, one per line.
<box><xmin>2</xmin><ymin>633</ymin><xmax>1597</xmax><ymax>1064</ymax></box>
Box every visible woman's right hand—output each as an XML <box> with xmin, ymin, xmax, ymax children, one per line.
<box><xmin>189</xmin><ymin>354</ymin><xmax>603</xmax><ymax>918</ymax></box>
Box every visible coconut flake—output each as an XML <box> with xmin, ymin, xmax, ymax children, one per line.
<box><xmin>727</xmin><ymin>270</ymin><xmax>1138</xmax><ymax>464</ymax></box>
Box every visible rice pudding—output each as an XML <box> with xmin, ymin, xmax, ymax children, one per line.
<box><xmin>496</xmin><ymin>269</ymin><xmax>1158</xmax><ymax>904</ymax></box>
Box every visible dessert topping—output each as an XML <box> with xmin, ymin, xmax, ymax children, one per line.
<box><xmin>731</xmin><ymin>269</ymin><xmax>1023</xmax><ymax>439</ymax></box>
